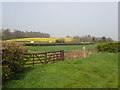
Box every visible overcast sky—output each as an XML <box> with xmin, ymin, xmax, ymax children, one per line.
<box><xmin>1</xmin><ymin>2</ymin><xmax>118</xmax><ymax>40</ymax></box>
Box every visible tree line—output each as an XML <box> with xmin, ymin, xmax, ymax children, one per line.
<box><xmin>1</xmin><ymin>29</ymin><xmax>50</xmax><ymax>40</ymax></box>
<box><xmin>0</xmin><ymin>28</ymin><xmax>114</xmax><ymax>43</ymax></box>
<box><xmin>72</xmin><ymin>35</ymin><xmax>114</xmax><ymax>43</ymax></box>
<box><xmin>66</xmin><ymin>35</ymin><xmax>113</xmax><ymax>43</ymax></box>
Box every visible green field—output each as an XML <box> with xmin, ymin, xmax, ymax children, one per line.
<box><xmin>26</xmin><ymin>44</ymin><xmax>95</xmax><ymax>53</ymax></box>
<box><xmin>3</xmin><ymin>44</ymin><xmax>118</xmax><ymax>88</ymax></box>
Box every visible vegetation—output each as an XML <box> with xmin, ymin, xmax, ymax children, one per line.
<box><xmin>23</xmin><ymin>42</ymin><xmax>94</xmax><ymax>46</ymax></box>
<box><xmin>3</xmin><ymin>53</ymin><xmax>118</xmax><ymax>88</ymax></box>
<box><xmin>1</xmin><ymin>35</ymin><xmax>118</xmax><ymax>88</ymax></box>
<box><xmin>96</xmin><ymin>42</ymin><xmax>120</xmax><ymax>53</ymax></box>
<box><xmin>1</xmin><ymin>29</ymin><xmax>50</xmax><ymax>40</ymax></box>
<box><xmin>5</xmin><ymin>36</ymin><xmax>114</xmax><ymax>44</ymax></box>
<box><xmin>24</xmin><ymin>45</ymin><xmax>96</xmax><ymax>65</ymax></box>
<box><xmin>2</xmin><ymin>41</ymin><xmax>28</xmax><ymax>80</ymax></box>
<box><xmin>1</xmin><ymin>28</ymin><xmax>114</xmax><ymax>43</ymax></box>
<box><xmin>55</xmin><ymin>38</ymin><xmax>65</xmax><ymax>43</ymax></box>
<box><xmin>6</xmin><ymin>37</ymin><xmax>73</xmax><ymax>43</ymax></box>
<box><xmin>72</xmin><ymin>35</ymin><xmax>113</xmax><ymax>43</ymax></box>
<box><xmin>26</xmin><ymin>45</ymin><xmax>95</xmax><ymax>53</ymax></box>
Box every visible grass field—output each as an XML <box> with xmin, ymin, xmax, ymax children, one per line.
<box><xmin>26</xmin><ymin>44</ymin><xmax>95</xmax><ymax>53</ymax></box>
<box><xmin>3</xmin><ymin>53</ymin><xmax>118</xmax><ymax>88</ymax></box>
<box><xmin>3</xmin><ymin>44</ymin><xmax>118</xmax><ymax>88</ymax></box>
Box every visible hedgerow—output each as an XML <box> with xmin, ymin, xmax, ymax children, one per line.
<box><xmin>96</xmin><ymin>42</ymin><xmax>120</xmax><ymax>53</ymax></box>
<box><xmin>2</xmin><ymin>41</ymin><xmax>28</xmax><ymax>80</ymax></box>
<box><xmin>23</xmin><ymin>42</ymin><xmax>94</xmax><ymax>46</ymax></box>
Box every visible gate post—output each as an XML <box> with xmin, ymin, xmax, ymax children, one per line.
<box><xmin>33</xmin><ymin>54</ymin><xmax>34</xmax><ymax>66</ymax></box>
<box><xmin>45</xmin><ymin>52</ymin><xmax>48</xmax><ymax>64</ymax></box>
<box><xmin>60</xmin><ymin>50</ymin><xmax>64</xmax><ymax>61</ymax></box>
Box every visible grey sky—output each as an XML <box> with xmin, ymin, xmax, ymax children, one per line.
<box><xmin>2</xmin><ymin>2</ymin><xmax>118</xmax><ymax>40</ymax></box>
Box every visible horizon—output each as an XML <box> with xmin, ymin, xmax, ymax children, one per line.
<box><xmin>1</xmin><ymin>28</ymin><xmax>115</xmax><ymax>40</ymax></box>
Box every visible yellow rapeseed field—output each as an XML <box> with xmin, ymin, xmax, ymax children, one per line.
<box><xmin>6</xmin><ymin>37</ymin><xmax>73</xmax><ymax>42</ymax></box>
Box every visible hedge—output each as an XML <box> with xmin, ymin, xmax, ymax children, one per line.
<box><xmin>23</xmin><ymin>42</ymin><xmax>94</xmax><ymax>46</ymax></box>
<box><xmin>96</xmin><ymin>42</ymin><xmax>120</xmax><ymax>53</ymax></box>
<box><xmin>2</xmin><ymin>41</ymin><xmax>28</xmax><ymax>80</ymax></box>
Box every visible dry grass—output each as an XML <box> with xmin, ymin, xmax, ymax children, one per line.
<box><xmin>65</xmin><ymin>49</ymin><xmax>97</xmax><ymax>60</ymax></box>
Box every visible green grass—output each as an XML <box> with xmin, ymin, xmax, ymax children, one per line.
<box><xmin>26</xmin><ymin>44</ymin><xmax>95</xmax><ymax>53</ymax></box>
<box><xmin>24</xmin><ymin>44</ymin><xmax>96</xmax><ymax>66</ymax></box>
<box><xmin>3</xmin><ymin>53</ymin><xmax>118</xmax><ymax>88</ymax></box>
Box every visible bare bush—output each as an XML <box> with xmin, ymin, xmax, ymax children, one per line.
<box><xmin>65</xmin><ymin>49</ymin><xmax>97</xmax><ymax>60</ymax></box>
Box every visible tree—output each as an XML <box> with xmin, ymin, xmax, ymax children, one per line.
<box><xmin>13</xmin><ymin>30</ymin><xmax>24</xmax><ymax>39</ymax></box>
<box><xmin>2</xmin><ymin>29</ymin><xmax>51</xmax><ymax>40</ymax></box>
<box><xmin>102</xmin><ymin>36</ymin><xmax>106</xmax><ymax>42</ymax></box>
<box><xmin>88</xmin><ymin>35</ymin><xmax>91</xmax><ymax>37</ymax></box>
<box><xmin>2</xmin><ymin>29</ymin><xmax>12</xmax><ymax>40</ymax></box>
<box><xmin>106</xmin><ymin>37</ymin><xmax>113</xmax><ymax>42</ymax></box>
<box><xmin>55</xmin><ymin>39</ymin><xmax>65</xmax><ymax>43</ymax></box>
<box><xmin>72</xmin><ymin>36</ymin><xmax>81</xmax><ymax>43</ymax></box>
<box><xmin>66</xmin><ymin>35</ymin><xmax>70</xmax><ymax>37</ymax></box>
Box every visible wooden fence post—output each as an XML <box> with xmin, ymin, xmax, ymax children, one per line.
<box><xmin>60</xmin><ymin>50</ymin><xmax>64</xmax><ymax>61</ymax></box>
<box><xmin>33</xmin><ymin>54</ymin><xmax>34</xmax><ymax>66</ymax></box>
<box><xmin>45</xmin><ymin>52</ymin><xmax>48</xmax><ymax>64</ymax></box>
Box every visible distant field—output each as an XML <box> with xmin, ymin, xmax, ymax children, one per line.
<box><xmin>4</xmin><ymin>53</ymin><xmax>118</xmax><ymax>88</ymax></box>
<box><xmin>6</xmin><ymin>37</ymin><xmax>73</xmax><ymax>43</ymax></box>
<box><xmin>26</xmin><ymin>44</ymin><xmax>96</xmax><ymax>53</ymax></box>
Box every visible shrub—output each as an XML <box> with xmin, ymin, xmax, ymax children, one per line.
<box><xmin>96</xmin><ymin>42</ymin><xmax>120</xmax><ymax>53</ymax></box>
<box><xmin>65</xmin><ymin>50</ymin><xmax>89</xmax><ymax>60</ymax></box>
<box><xmin>2</xmin><ymin>41</ymin><xmax>28</xmax><ymax>80</ymax></box>
<box><xmin>55</xmin><ymin>39</ymin><xmax>65</xmax><ymax>43</ymax></box>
